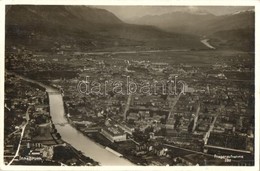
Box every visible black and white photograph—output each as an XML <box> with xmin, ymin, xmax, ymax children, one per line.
<box><xmin>1</xmin><ymin>0</ymin><xmax>259</xmax><ymax>169</ymax></box>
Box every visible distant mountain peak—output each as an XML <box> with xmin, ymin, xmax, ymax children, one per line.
<box><xmin>181</xmin><ymin>7</ymin><xmax>213</xmax><ymax>16</ymax></box>
<box><xmin>231</xmin><ymin>8</ymin><xmax>255</xmax><ymax>15</ymax></box>
<box><xmin>135</xmin><ymin>8</ymin><xmax>214</xmax><ymax>20</ymax></box>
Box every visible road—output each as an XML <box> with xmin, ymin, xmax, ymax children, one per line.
<box><xmin>203</xmin><ymin>105</ymin><xmax>224</xmax><ymax>145</ymax></box>
<box><xmin>123</xmin><ymin>94</ymin><xmax>132</xmax><ymax>120</ymax></box>
<box><xmin>167</xmin><ymin>91</ymin><xmax>183</xmax><ymax>120</ymax></box>
<box><xmin>164</xmin><ymin>143</ymin><xmax>213</xmax><ymax>157</ymax></box>
<box><xmin>7</xmin><ymin>107</ymin><xmax>30</xmax><ymax>165</ymax></box>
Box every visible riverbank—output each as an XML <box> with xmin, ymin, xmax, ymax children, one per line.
<box><xmin>63</xmin><ymin>104</ymin><xmax>137</xmax><ymax>165</ymax></box>
<box><xmin>62</xmin><ymin>101</ymin><xmax>143</xmax><ymax>165</ymax></box>
<box><xmin>85</xmin><ymin>132</ymin><xmax>148</xmax><ymax>165</ymax></box>
<box><xmin>46</xmin><ymin>87</ymin><xmax>135</xmax><ymax>165</ymax></box>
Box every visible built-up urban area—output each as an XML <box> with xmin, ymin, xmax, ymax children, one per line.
<box><xmin>5</xmin><ymin>44</ymin><xmax>254</xmax><ymax>166</ymax></box>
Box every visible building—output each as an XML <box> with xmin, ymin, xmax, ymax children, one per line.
<box><xmin>101</xmin><ymin>125</ymin><xmax>127</xmax><ymax>142</ymax></box>
<box><xmin>42</xmin><ymin>146</ymin><xmax>54</xmax><ymax>160</ymax></box>
<box><xmin>117</xmin><ymin>124</ymin><xmax>135</xmax><ymax>135</ymax></box>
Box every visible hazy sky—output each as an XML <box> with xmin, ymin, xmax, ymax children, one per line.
<box><xmin>97</xmin><ymin>6</ymin><xmax>254</xmax><ymax>21</ymax></box>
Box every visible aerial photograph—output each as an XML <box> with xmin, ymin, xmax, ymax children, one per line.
<box><xmin>4</xmin><ymin>5</ymin><xmax>255</xmax><ymax>166</ymax></box>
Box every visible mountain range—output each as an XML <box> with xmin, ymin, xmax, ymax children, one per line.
<box><xmin>5</xmin><ymin>5</ymin><xmax>206</xmax><ymax>52</ymax></box>
<box><xmin>128</xmin><ymin>9</ymin><xmax>255</xmax><ymax>51</ymax></box>
<box><xmin>5</xmin><ymin>6</ymin><xmax>254</xmax><ymax>52</ymax></box>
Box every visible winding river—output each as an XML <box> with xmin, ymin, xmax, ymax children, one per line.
<box><xmin>47</xmin><ymin>91</ymin><xmax>134</xmax><ymax>165</ymax></box>
<box><xmin>201</xmin><ymin>39</ymin><xmax>216</xmax><ymax>49</ymax></box>
<box><xmin>10</xmin><ymin>72</ymin><xmax>134</xmax><ymax>166</ymax></box>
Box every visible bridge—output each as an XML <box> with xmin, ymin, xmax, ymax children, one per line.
<box><xmin>47</xmin><ymin>91</ymin><xmax>61</xmax><ymax>95</ymax></box>
<box><xmin>54</xmin><ymin>122</ymin><xmax>69</xmax><ymax>126</ymax></box>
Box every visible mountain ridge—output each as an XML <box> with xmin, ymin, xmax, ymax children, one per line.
<box><xmin>128</xmin><ymin>9</ymin><xmax>254</xmax><ymax>51</ymax></box>
<box><xmin>6</xmin><ymin>5</ymin><xmax>205</xmax><ymax>52</ymax></box>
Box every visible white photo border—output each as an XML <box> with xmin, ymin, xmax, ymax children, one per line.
<box><xmin>0</xmin><ymin>0</ymin><xmax>259</xmax><ymax>171</ymax></box>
